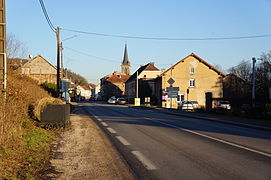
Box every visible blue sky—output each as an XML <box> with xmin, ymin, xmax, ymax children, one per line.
<box><xmin>7</xmin><ymin>0</ymin><xmax>271</xmax><ymax>84</ymax></box>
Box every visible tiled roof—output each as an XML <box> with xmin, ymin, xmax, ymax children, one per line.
<box><xmin>126</xmin><ymin>63</ymin><xmax>160</xmax><ymax>82</ymax></box>
<box><xmin>106</xmin><ymin>74</ymin><xmax>131</xmax><ymax>83</ymax></box>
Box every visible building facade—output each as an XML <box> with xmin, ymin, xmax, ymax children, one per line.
<box><xmin>125</xmin><ymin>62</ymin><xmax>161</xmax><ymax>103</ymax></box>
<box><xmin>157</xmin><ymin>53</ymin><xmax>225</xmax><ymax>108</ymax></box>
<box><xmin>19</xmin><ymin>55</ymin><xmax>57</xmax><ymax>84</ymax></box>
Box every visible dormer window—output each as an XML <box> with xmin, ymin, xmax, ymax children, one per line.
<box><xmin>190</xmin><ymin>67</ymin><xmax>195</xmax><ymax>74</ymax></box>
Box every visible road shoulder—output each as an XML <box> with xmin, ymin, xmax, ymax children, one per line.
<box><xmin>40</xmin><ymin>106</ymin><xmax>135</xmax><ymax>180</ymax></box>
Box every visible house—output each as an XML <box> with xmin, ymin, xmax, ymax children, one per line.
<box><xmin>100</xmin><ymin>71</ymin><xmax>130</xmax><ymax>100</ymax></box>
<box><xmin>76</xmin><ymin>85</ymin><xmax>91</xmax><ymax>100</ymax></box>
<box><xmin>156</xmin><ymin>53</ymin><xmax>225</xmax><ymax>109</ymax></box>
<box><xmin>91</xmin><ymin>83</ymin><xmax>101</xmax><ymax>100</ymax></box>
<box><xmin>18</xmin><ymin>55</ymin><xmax>57</xmax><ymax>84</ymax></box>
<box><xmin>125</xmin><ymin>62</ymin><xmax>161</xmax><ymax>103</ymax></box>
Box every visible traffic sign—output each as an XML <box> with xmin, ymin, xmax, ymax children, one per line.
<box><xmin>168</xmin><ymin>95</ymin><xmax>178</xmax><ymax>98</ymax></box>
<box><xmin>166</xmin><ymin>87</ymin><xmax>179</xmax><ymax>92</ymax></box>
<box><xmin>167</xmin><ymin>78</ymin><xmax>175</xmax><ymax>85</ymax></box>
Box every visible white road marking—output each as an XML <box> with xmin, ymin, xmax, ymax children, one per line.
<box><xmin>97</xmin><ymin>118</ymin><xmax>102</xmax><ymax>122</ymax></box>
<box><xmin>107</xmin><ymin>127</ymin><xmax>117</xmax><ymax>134</ymax></box>
<box><xmin>132</xmin><ymin>151</ymin><xmax>157</xmax><ymax>170</ymax></box>
<box><xmin>116</xmin><ymin>136</ymin><xmax>131</xmax><ymax>146</ymax></box>
<box><xmin>101</xmin><ymin>122</ymin><xmax>108</xmax><ymax>127</ymax></box>
<box><xmin>146</xmin><ymin>118</ymin><xmax>271</xmax><ymax>158</ymax></box>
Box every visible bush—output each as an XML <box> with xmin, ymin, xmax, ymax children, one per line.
<box><xmin>40</xmin><ymin>82</ymin><xmax>58</xmax><ymax>97</ymax></box>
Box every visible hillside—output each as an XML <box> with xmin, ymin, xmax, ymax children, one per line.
<box><xmin>0</xmin><ymin>70</ymin><xmax>54</xmax><ymax>179</ymax></box>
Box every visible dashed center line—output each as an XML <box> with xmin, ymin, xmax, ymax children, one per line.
<box><xmin>144</xmin><ymin>117</ymin><xmax>271</xmax><ymax>158</ymax></box>
<box><xmin>116</xmin><ymin>136</ymin><xmax>131</xmax><ymax>146</ymax></box>
<box><xmin>107</xmin><ymin>127</ymin><xmax>117</xmax><ymax>134</ymax></box>
<box><xmin>97</xmin><ymin>118</ymin><xmax>102</xmax><ymax>122</ymax></box>
<box><xmin>132</xmin><ymin>151</ymin><xmax>157</xmax><ymax>170</ymax></box>
<box><xmin>101</xmin><ymin>122</ymin><xmax>108</xmax><ymax>127</ymax></box>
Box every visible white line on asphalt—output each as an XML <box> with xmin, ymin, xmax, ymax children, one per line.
<box><xmin>145</xmin><ymin>118</ymin><xmax>271</xmax><ymax>158</ymax></box>
<box><xmin>116</xmin><ymin>136</ymin><xmax>131</xmax><ymax>146</ymax></box>
<box><xmin>101</xmin><ymin>122</ymin><xmax>108</xmax><ymax>127</ymax></box>
<box><xmin>107</xmin><ymin>127</ymin><xmax>117</xmax><ymax>134</ymax></box>
<box><xmin>97</xmin><ymin>118</ymin><xmax>102</xmax><ymax>122</ymax></box>
<box><xmin>132</xmin><ymin>151</ymin><xmax>157</xmax><ymax>170</ymax></box>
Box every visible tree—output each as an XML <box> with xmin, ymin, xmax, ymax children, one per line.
<box><xmin>6</xmin><ymin>33</ymin><xmax>27</xmax><ymax>59</ymax></box>
<box><xmin>228</xmin><ymin>60</ymin><xmax>251</xmax><ymax>82</ymax></box>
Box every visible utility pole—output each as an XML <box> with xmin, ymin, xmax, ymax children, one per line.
<box><xmin>56</xmin><ymin>27</ymin><xmax>61</xmax><ymax>97</ymax></box>
<box><xmin>252</xmin><ymin>57</ymin><xmax>256</xmax><ymax>107</ymax></box>
<box><xmin>136</xmin><ymin>71</ymin><xmax>138</xmax><ymax>98</ymax></box>
<box><xmin>0</xmin><ymin>0</ymin><xmax>6</xmax><ymax>97</ymax></box>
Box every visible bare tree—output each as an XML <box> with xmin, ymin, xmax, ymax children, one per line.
<box><xmin>6</xmin><ymin>33</ymin><xmax>27</xmax><ymax>59</ymax></box>
<box><xmin>228</xmin><ymin>60</ymin><xmax>251</xmax><ymax>82</ymax></box>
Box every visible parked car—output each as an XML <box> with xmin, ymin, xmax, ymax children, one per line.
<box><xmin>179</xmin><ymin>101</ymin><xmax>194</xmax><ymax>110</ymax></box>
<box><xmin>190</xmin><ymin>101</ymin><xmax>199</xmax><ymax>109</ymax></box>
<box><xmin>116</xmin><ymin>98</ymin><xmax>126</xmax><ymax>105</ymax></box>
<box><xmin>107</xmin><ymin>96</ymin><xmax>117</xmax><ymax>104</ymax></box>
<box><xmin>217</xmin><ymin>100</ymin><xmax>231</xmax><ymax>110</ymax></box>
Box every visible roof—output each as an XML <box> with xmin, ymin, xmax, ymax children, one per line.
<box><xmin>126</xmin><ymin>63</ymin><xmax>160</xmax><ymax>82</ymax></box>
<box><xmin>21</xmin><ymin>55</ymin><xmax>57</xmax><ymax>70</ymax></box>
<box><xmin>122</xmin><ymin>44</ymin><xmax>130</xmax><ymax>65</ymax></box>
<box><xmin>106</xmin><ymin>74</ymin><xmax>131</xmax><ymax>83</ymax></box>
<box><xmin>161</xmin><ymin>53</ymin><xmax>225</xmax><ymax>77</ymax></box>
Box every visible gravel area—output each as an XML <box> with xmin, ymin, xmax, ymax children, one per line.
<box><xmin>40</xmin><ymin>106</ymin><xmax>135</xmax><ymax>180</ymax></box>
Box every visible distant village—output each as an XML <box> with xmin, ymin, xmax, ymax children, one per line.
<box><xmin>8</xmin><ymin>44</ymin><xmax>270</xmax><ymax>112</ymax></box>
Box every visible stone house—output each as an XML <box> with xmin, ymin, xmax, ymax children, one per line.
<box><xmin>18</xmin><ymin>55</ymin><xmax>57</xmax><ymax>84</ymax></box>
<box><xmin>125</xmin><ymin>62</ymin><xmax>161</xmax><ymax>103</ymax></box>
<box><xmin>100</xmin><ymin>71</ymin><xmax>131</xmax><ymax>100</ymax></box>
<box><xmin>156</xmin><ymin>53</ymin><xmax>225</xmax><ymax>108</ymax></box>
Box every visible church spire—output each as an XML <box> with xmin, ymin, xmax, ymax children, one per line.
<box><xmin>121</xmin><ymin>44</ymin><xmax>131</xmax><ymax>75</ymax></box>
<box><xmin>122</xmin><ymin>43</ymin><xmax>130</xmax><ymax>65</ymax></box>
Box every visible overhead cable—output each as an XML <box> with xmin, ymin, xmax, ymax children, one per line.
<box><xmin>38</xmin><ymin>0</ymin><xmax>56</xmax><ymax>33</ymax></box>
<box><xmin>61</xmin><ymin>28</ymin><xmax>271</xmax><ymax>41</ymax></box>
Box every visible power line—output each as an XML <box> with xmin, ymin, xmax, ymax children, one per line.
<box><xmin>64</xmin><ymin>46</ymin><xmax>142</xmax><ymax>65</ymax></box>
<box><xmin>61</xmin><ymin>28</ymin><xmax>271</xmax><ymax>41</ymax></box>
<box><xmin>38</xmin><ymin>0</ymin><xmax>56</xmax><ymax>33</ymax></box>
<box><xmin>64</xmin><ymin>46</ymin><xmax>123</xmax><ymax>63</ymax></box>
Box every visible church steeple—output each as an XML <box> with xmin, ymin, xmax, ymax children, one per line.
<box><xmin>121</xmin><ymin>44</ymin><xmax>131</xmax><ymax>75</ymax></box>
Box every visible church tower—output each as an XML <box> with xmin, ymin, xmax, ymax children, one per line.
<box><xmin>121</xmin><ymin>44</ymin><xmax>131</xmax><ymax>75</ymax></box>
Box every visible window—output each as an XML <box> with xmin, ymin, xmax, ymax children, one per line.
<box><xmin>189</xmin><ymin>79</ymin><xmax>195</xmax><ymax>87</ymax></box>
<box><xmin>190</xmin><ymin>67</ymin><xmax>195</xmax><ymax>74</ymax></box>
<box><xmin>143</xmin><ymin>75</ymin><xmax>147</xmax><ymax>78</ymax></box>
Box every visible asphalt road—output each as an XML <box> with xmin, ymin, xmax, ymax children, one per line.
<box><xmin>82</xmin><ymin>102</ymin><xmax>271</xmax><ymax>180</ymax></box>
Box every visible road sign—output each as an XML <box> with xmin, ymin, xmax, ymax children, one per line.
<box><xmin>167</xmin><ymin>78</ymin><xmax>175</xmax><ymax>85</ymax></box>
<box><xmin>168</xmin><ymin>95</ymin><xmax>178</xmax><ymax>98</ymax></box>
<box><xmin>168</xmin><ymin>92</ymin><xmax>178</xmax><ymax>96</ymax></box>
<box><xmin>166</xmin><ymin>87</ymin><xmax>179</xmax><ymax>92</ymax></box>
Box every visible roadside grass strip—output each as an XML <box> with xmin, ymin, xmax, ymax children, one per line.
<box><xmin>132</xmin><ymin>151</ymin><xmax>157</xmax><ymax>170</ymax></box>
<box><xmin>144</xmin><ymin>118</ymin><xmax>271</xmax><ymax>158</ymax></box>
<box><xmin>107</xmin><ymin>127</ymin><xmax>117</xmax><ymax>134</ymax></box>
<box><xmin>116</xmin><ymin>136</ymin><xmax>131</xmax><ymax>146</ymax></box>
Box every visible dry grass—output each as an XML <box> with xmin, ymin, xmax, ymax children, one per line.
<box><xmin>0</xmin><ymin>70</ymin><xmax>55</xmax><ymax>179</ymax></box>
